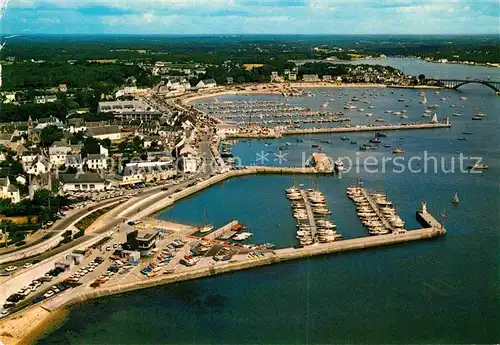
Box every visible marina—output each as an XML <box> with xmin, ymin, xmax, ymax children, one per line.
<box><xmin>347</xmin><ymin>185</ymin><xmax>407</xmax><ymax>235</ymax></box>
<box><xmin>287</xmin><ymin>186</ymin><xmax>342</xmax><ymax>246</ymax></box>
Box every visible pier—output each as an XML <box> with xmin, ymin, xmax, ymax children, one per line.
<box><xmin>299</xmin><ymin>190</ymin><xmax>318</xmax><ymax>240</ymax></box>
<box><xmin>359</xmin><ymin>188</ymin><xmax>394</xmax><ymax>232</ymax></box>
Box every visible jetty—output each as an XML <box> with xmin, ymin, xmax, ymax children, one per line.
<box><xmin>359</xmin><ymin>188</ymin><xmax>394</xmax><ymax>231</ymax></box>
<box><xmin>282</xmin><ymin>122</ymin><xmax>451</xmax><ymax>136</ymax></box>
<box><xmin>300</xmin><ymin>190</ymin><xmax>318</xmax><ymax>240</ymax></box>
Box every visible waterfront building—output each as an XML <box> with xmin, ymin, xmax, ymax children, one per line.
<box><xmin>59</xmin><ymin>172</ymin><xmax>106</xmax><ymax>192</ymax></box>
<box><xmin>216</xmin><ymin>123</ymin><xmax>238</xmax><ymax>136</ymax></box>
<box><xmin>302</xmin><ymin>74</ymin><xmax>320</xmax><ymax>82</ymax></box>
<box><xmin>196</xmin><ymin>79</ymin><xmax>217</xmax><ymax>89</ymax></box>
<box><xmin>288</xmin><ymin>73</ymin><xmax>297</xmax><ymax>81</ymax></box>
<box><xmin>125</xmin><ymin>229</ymin><xmax>159</xmax><ymax>256</ymax></box>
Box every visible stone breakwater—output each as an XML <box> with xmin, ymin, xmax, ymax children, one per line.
<box><xmin>57</xmin><ymin>226</ymin><xmax>444</xmax><ymax>310</ymax></box>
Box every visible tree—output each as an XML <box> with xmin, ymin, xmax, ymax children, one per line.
<box><xmin>418</xmin><ymin>74</ymin><xmax>426</xmax><ymax>81</ymax></box>
<box><xmin>81</xmin><ymin>137</ymin><xmax>101</xmax><ymax>156</ymax></box>
<box><xmin>40</xmin><ymin>125</ymin><xmax>64</xmax><ymax>147</ymax></box>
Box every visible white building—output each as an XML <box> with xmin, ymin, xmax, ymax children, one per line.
<box><xmin>288</xmin><ymin>73</ymin><xmax>297</xmax><ymax>81</ymax></box>
<box><xmin>0</xmin><ymin>177</ymin><xmax>21</xmax><ymax>203</ymax></box>
<box><xmin>196</xmin><ymin>79</ymin><xmax>217</xmax><ymax>89</ymax></box>
<box><xmin>86</xmin><ymin>154</ymin><xmax>107</xmax><ymax>170</ymax></box>
<box><xmin>178</xmin><ymin>145</ymin><xmax>198</xmax><ymax>173</ymax></box>
<box><xmin>59</xmin><ymin>172</ymin><xmax>106</xmax><ymax>192</ymax></box>
<box><xmin>216</xmin><ymin>124</ymin><xmax>238</xmax><ymax>136</ymax></box>
<box><xmin>49</xmin><ymin>146</ymin><xmax>70</xmax><ymax>167</ymax></box>
<box><xmin>86</xmin><ymin>126</ymin><xmax>121</xmax><ymax>141</ymax></box>
<box><xmin>25</xmin><ymin>155</ymin><xmax>50</xmax><ymax>176</ymax></box>
<box><xmin>302</xmin><ymin>74</ymin><xmax>320</xmax><ymax>82</ymax></box>
<box><xmin>21</xmin><ymin>150</ymin><xmax>42</xmax><ymax>165</ymax></box>
<box><xmin>65</xmin><ymin>154</ymin><xmax>84</xmax><ymax>171</ymax></box>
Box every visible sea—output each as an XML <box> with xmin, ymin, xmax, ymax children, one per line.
<box><xmin>38</xmin><ymin>58</ymin><xmax>500</xmax><ymax>344</ymax></box>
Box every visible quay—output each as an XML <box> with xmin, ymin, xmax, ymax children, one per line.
<box><xmin>282</xmin><ymin>122</ymin><xmax>451</xmax><ymax>136</ymax></box>
<box><xmin>43</xmin><ymin>205</ymin><xmax>446</xmax><ymax>312</ymax></box>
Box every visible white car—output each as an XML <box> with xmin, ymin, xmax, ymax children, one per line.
<box><xmin>5</xmin><ymin>266</ymin><xmax>17</xmax><ymax>272</ymax></box>
<box><xmin>44</xmin><ymin>291</ymin><xmax>55</xmax><ymax>298</ymax></box>
<box><xmin>23</xmin><ymin>263</ymin><xmax>33</xmax><ymax>269</ymax></box>
<box><xmin>1</xmin><ymin>310</ymin><xmax>9</xmax><ymax>317</ymax></box>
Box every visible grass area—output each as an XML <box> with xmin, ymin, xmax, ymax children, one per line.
<box><xmin>74</xmin><ymin>205</ymin><xmax>118</xmax><ymax>236</ymax></box>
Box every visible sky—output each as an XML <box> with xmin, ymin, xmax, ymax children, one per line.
<box><xmin>1</xmin><ymin>0</ymin><xmax>499</xmax><ymax>35</ymax></box>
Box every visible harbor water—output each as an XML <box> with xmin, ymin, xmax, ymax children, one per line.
<box><xmin>38</xmin><ymin>59</ymin><xmax>500</xmax><ymax>344</ymax></box>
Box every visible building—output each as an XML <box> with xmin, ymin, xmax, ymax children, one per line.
<box><xmin>59</xmin><ymin>172</ymin><xmax>106</xmax><ymax>192</ymax></box>
<box><xmin>21</xmin><ymin>149</ymin><xmax>42</xmax><ymax>165</ymax></box>
<box><xmin>288</xmin><ymin>73</ymin><xmax>297</xmax><ymax>81</ymax></box>
<box><xmin>66</xmin><ymin>154</ymin><xmax>84</xmax><ymax>171</ymax></box>
<box><xmin>302</xmin><ymin>74</ymin><xmax>320</xmax><ymax>82</ymax></box>
<box><xmin>34</xmin><ymin>95</ymin><xmax>58</xmax><ymax>104</ymax></box>
<box><xmin>49</xmin><ymin>145</ymin><xmax>71</xmax><ymax>167</ymax></box>
<box><xmin>0</xmin><ymin>177</ymin><xmax>21</xmax><ymax>203</ymax></box>
<box><xmin>98</xmin><ymin>101</ymin><xmax>160</xmax><ymax>121</ymax></box>
<box><xmin>25</xmin><ymin>155</ymin><xmax>50</xmax><ymax>176</ymax></box>
<box><xmin>86</xmin><ymin>154</ymin><xmax>107</xmax><ymax>171</ymax></box>
<box><xmin>86</xmin><ymin>126</ymin><xmax>121</xmax><ymax>141</ymax></box>
<box><xmin>125</xmin><ymin>229</ymin><xmax>159</xmax><ymax>256</ymax></box>
<box><xmin>196</xmin><ymin>79</ymin><xmax>217</xmax><ymax>89</ymax></box>
<box><xmin>226</xmin><ymin>77</ymin><xmax>233</xmax><ymax>84</ymax></box>
<box><xmin>59</xmin><ymin>84</ymin><xmax>68</xmax><ymax>92</ymax></box>
<box><xmin>178</xmin><ymin>145</ymin><xmax>198</xmax><ymax>174</ymax></box>
<box><xmin>216</xmin><ymin>123</ymin><xmax>238</xmax><ymax>136</ymax></box>
<box><xmin>322</xmin><ymin>75</ymin><xmax>333</xmax><ymax>82</ymax></box>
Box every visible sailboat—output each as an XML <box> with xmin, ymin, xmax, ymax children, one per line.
<box><xmin>199</xmin><ymin>207</ymin><xmax>214</xmax><ymax>233</ymax></box>
<box><xmin>430</xmin><ymin>113</ymin><xmax>438</xmax><ymax>123</ymax></box>
<box><xmin>451</xmin><ymin>192</ymin><xmax>459</xmax><ymax>204</ymax></box>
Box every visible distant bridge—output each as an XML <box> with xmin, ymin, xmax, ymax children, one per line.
<box><xmin>437</xmin><ymin>79</ymin><xmax>500</xmax><ymax>93</ymax></box>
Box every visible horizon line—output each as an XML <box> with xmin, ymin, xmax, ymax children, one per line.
<box><xmin>2</xmin><ymin>33</ymin><xmax>499</xmax><ymax>37</ymax></box>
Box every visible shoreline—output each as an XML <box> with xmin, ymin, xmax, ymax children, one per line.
<box><xmin>0</xmin><ymin>167</ymin><xmax>448</xmax><ymax>345</ymax></box>
<box><xmin>182</xmin><ymin>82</ymin><xmax>445</xmax><ymax>105</ymax></box>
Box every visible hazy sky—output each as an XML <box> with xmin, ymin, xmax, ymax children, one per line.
<box><xmin>1</xmin><ymin>0</ymin><xmax>499</xmax><ymax>35</ymax></box>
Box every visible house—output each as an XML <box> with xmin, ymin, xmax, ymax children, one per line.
<box><xmin>34</xmin><ymin>95</ymin><xmax>58</xmax><ymax>104</ymax></box>
<box><xmin>25</xmin><ymin>155</ymin><xmax>50</xmax><ymax>176</ymax></box>
<box><xmin>302</xmin><ymin>74</ymin><xmax>320</xmax><ymax>82</ymax></box>
<box><xmin>35</xmin><ymin>116</ymin><xmax>63</xmax><ymax>130</ymax></box>
<box><xmin>2</xmin><ymin>92</ymin><xmax>16</xmax><ymax>103</ymax></box>
<box><xmin>322</xmin><ymin>75</ymin><xmax>333</xmax><ymax>82</ymax></box>
<box><xmin>196</xmin><ymin>79</ymin><xmax>217</xmax><ymax>89</ymax></box>
<box><xmin>0</xmin><ymin>176</ymin><xmax>21</xmax><ymax>203</ymax></box>
<box><xmin>59</xmin><ymin>172</ymin><xmax>106</xmax><ymax>192</ymax></box>
<box><xmin>86</xmin><ymin>154</ymin><xmax>107</xmax><ymax>170</ymax></box>
<box><xmin>86</xmin><ymin>126</ymin><xmax>121</xmax><ymax>141</ymax></box>
<box><xmin>288</xmin><ymin>73</ymin><xmax>297</xmax><ymax>81</ymax></box>
<box><xmin>65</xmin><ymin>154</ymin><xmax>84</xmax><ymax>171</ymax></box>
<box><xmin>49</xmin><ymin>144</ymin><xmax>71</xmax><ymax>167</ymax></box>
<box><xmin>226</xmin><ymin>77</ymin><xmax>233</xmax><ymax>84</ymax></box>
<box><xmin>178</xmin><ymin>145</ymin><xmax>198</xmax><ymax>173</ymax></box>
<box><xmin>59</xmin><ymin>84</ymin><xmax>68</xmax><ymax>92</ymax></box>
<box><xmin>271</xmin><ymin>71</ymin><xmax>279</xmax><ymax>82</ymax></box>
<box><xmin>21</xmin><ymin>149</ymin><xmax>42</xmax><ymax>165</ymax></box>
